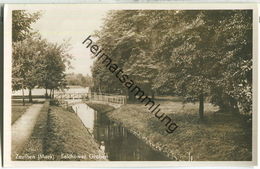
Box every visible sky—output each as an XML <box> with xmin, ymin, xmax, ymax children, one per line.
<box><xmin>31</xmin><ymin>8</ymin><xmax>109</xmax><ymax>76</ymax></box>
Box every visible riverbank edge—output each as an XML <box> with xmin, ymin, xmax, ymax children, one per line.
<box><xmin>85</xmin><ymin>102</ymin><xmax>177</xmax><ymax>161</ymax></box>
<box><xmin>69</xmin><ymin>104</ymin><xmax>108</xmax><ymax>160</ymax></box>
<box><xmin>45</xmin><ymin>104</ymin><xmax>107</xmax><ymax>161</ymax></box>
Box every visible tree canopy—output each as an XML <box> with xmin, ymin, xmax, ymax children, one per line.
<box><xmin>12</xmin><ymin>10</ymin><xmax>41</xmax><ymax>42</ymax></box>
<box><xmin>66</xmin><ymin>73</ymin><xmax>93</xmax><ymax>88</ymax></box>
<box><xmin>12</xmin><ymin>10</ymin><xmax>72</xmax><ymax>103</ymax></box>
<box><xmin>91</xmin><ymin>10</ymin><xmax>252</xmax><ymax>118</ymax></box>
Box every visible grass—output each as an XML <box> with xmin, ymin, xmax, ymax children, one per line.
<box><xmin>154</xmin><ymin>96</ymin><xmax>184</xmax><ymax>102</ymax></box>
<box><xmin>88</xmin><ymin>100</ymin><xmax>252</xmax><ymax>161</ymax></box>
<box><xmin>17</xmin><ymin>100</ymin><xmax>106</xmax><ymax>161</ymax></box>
<box><xmin>44</xmin><ymin>105</ymin><xmax>106</xmax><ymax>161</ymax></box>
<box><xmin>11</xmin><ymin>100</ymin><xmax>32</xmax><ymax>124</ymax></box>
<box><xmin>86</xmin><ymin>102</ymin><xmax>115</xmax><ymax>113</ymax></box>
<box><xmin>12</xmin><ymin>99</ymin><xmax>45</xmax><ymax>124</ymax></box>
<box><xmin>18</xmin><ymin>100</ymin><xmax>50</xmax><ymax>161</ymax></box>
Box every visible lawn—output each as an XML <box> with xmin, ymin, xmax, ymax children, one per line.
<box><xmin>11</xmin><ymin>100</ymin><xmax>32</xmax><ymax>124</ymax></box>
<box><xmin>87</xmin><ymin>100</ymin><xmax>252</xmax><ymax>161</ymax></box>
<box><xmin>44</xmin><ymin>105</ymin><xmax>106</xmax><ymax>161</ymax></box>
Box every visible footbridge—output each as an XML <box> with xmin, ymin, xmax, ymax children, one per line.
<box><xmin>54</xmin><ymin>92</ymin><xmax>127</xmax><ymax>108</ymax></box>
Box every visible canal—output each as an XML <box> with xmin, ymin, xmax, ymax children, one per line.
<box><xmin>72</xmin><ymin>103</ymin><xmax>171</xmax><ymax>161</ymax></box>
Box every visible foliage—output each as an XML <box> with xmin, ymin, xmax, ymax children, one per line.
<box><xmin>12</xmin><ymin>10</ymin><xmax>41</xmax><ymax>42</ymax></box>
<box><xmin>50</xmin><ymin>99</ymin><xmax>60</xmax><ymax>106</ymax></box>
<box><xmin>38</xmin><ymin>40</ymin><xmax>72</xmax><ymax>93</ymax></box>
<box><xmin>92</xmin><ymin>10</ymin><xmax>252</xmax><ymax>116</ymax></box>
<box><xmin>12</xmin><ymin>34</ymin><xmax>47</xmax><ymax>92</ymax></box>
<box><xmin>12</xmin><ymin>10</ymin><xmax>72</xmax><ymax>102</ymax></box>
<box><xmin>66</xmin><ymin>73</ymin><xmax>93</xmax><ymax>87</ymax></box>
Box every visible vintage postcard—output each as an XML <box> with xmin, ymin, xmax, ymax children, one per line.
<box><xmin>3</xmin><ymin>3</ymin><xmax>258</xmax><ymax>167</ymax></box>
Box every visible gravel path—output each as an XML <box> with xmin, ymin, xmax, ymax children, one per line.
<box><xmin>12</xmin><ymin>104</ymin><xmax>44</xmax><ymax>158</ymax></box>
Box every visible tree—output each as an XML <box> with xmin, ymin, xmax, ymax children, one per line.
<box><xmin>66</xmin><ymin>73</ymin><xmax>93</xmax><ymax>87</ymax></box>
<box><xmin>92</xmin><ymin>10</ymin><xmax>163</xmax><ymax>101</ymax></box>
<box><xmin>12</xmin><ymin>34</ymin><xmax>47</xmax><ymax>103</ymax></box>
<box><xmin>12</xmin><ymin>10</ymin><xmax>41</xmax><ymax>105</ymax></box>
<box><xmin>12</xmin><ymin>10</ymin><xmax>72</xmax><ymax>102</ymax></box>
<box><xmin>153</xmin><ymin>10</ymin><xmax>252</xmax><ymax>119</ymax></box>
<box><xmin>92</xmin><ymin>10</ymin><xmax>252</xmax><ymax>119</ymax></box>
<box><xmin>209</xmin><ymin>10</ymin><xmax>252</xmax><ymax>114</ymax></box>
<box><xmin>12</xmin><ymin>10</ymin><xmax>41</xmax><ymax>42</ymax></box>
<box><xmin>153</xmin><ymin>11</ymin><xmax>216</xmax><ymax>120</ymax></box>
<box><xmin>38</xmin><ymin>41</ymin><xmax>72</xmax><ymax>98</ymax></box>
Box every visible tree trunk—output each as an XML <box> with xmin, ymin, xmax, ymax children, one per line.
<box><xmin>49</xmin><ymin>89</ymin><xmax>52</xmax><ymax>98</ymax></box>
<box><xmin>45</xmin><ymin>88</ymin><xmax>48</xmax><ymax>98</ymax></box>
<box><xmin>229</xmin><ymin>97</ymin><xmax>239</xmax><ymax>114</ymax></box>
<box><xmin>219</xmin><ymin>100</ymin><xmax>229</xmax><ymax>112</ymax></box>
<box><xmin>50</xmin><ymin>89</ymin><xmax>52</xmax><ymax>99</ymax></box>
<box><xmin>22</xmin><ymin>88</ymin><xmax>25</xmax><ymax>106</ymax></box>
<box><xmin>29</xmin><ymin>89</ymin><xmax>33</xmax><ymax>103</ymax></box>
<box><xmin>50</xmin><ymin>89</ymin><xmax>53</xmax><ymax>99</ymax></box>
<box><xmin>199</xmin><ymin>93</ymin><xmax>204</xmax><ymax>120</ymax></box>
<box><xmin>52</xmin><ymin>89</ymin><xmax>55</xmax><ymax>99</ymax></box>
<box><xmin>128</xmin><ymin>90</ymin><xmax>135</xmax><ymax>103</ymax></box>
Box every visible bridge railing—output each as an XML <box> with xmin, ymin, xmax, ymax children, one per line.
<box><xmin>90</xmin><ymin>94</ymin><xmax>126</xmax><ymax>105</ymax></box>
<box><xmin>54</xmin><ymin>92</ymin><xmax>127</xmax><ymax>105</ymax></box>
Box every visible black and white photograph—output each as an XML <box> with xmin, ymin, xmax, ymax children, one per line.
<box><xmin>3</xmin><ymin>3</ymin><xmax>258</xmax><ymax>167</ymax></box>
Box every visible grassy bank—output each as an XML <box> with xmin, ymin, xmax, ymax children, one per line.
<box><xmin>87</xmin><ymin>101</ymin><xmax>252</xmax><ymax>161</ymax></box>
<box><xmin>18</xmin><ymin>100</ymin><xmax>50</xmax><ymax>161</ymax></box>
<box><xmin>44</xmin><ymin>105</ymin><xmax>106</xmax><ymax>161</ymax></box>
<box><xmin>11</xmin><ymin>100</ymin><xmax>32</xmax><ymax>124</ymax></box>
<box><xmin>86</xmin><ymin>102</ymin><xmax>115</xmax><ymax>113</ymax></box>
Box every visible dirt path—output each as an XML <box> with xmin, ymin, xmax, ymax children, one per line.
<box><xmin>12</xmin><ymin>104</ymin><xmax>44</xmax><ymax>158</ymax></box>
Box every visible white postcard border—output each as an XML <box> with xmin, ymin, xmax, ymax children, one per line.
<box><xmin>3</xmin><ymin>3</ymin><xmax>258</xmax><ymax>167</ymax></box>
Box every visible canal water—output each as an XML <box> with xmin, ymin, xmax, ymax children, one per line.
<box><xmin>72</xmin><ymin>103</ymin><xmax>171</xmax><ymax>161</ymax></box>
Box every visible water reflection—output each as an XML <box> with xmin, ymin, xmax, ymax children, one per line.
<box><xmin>74</xmin><ymin>103</ymin><xmax>171</xmax><ymax>161</ymax></box>
<box><xmin>72</xmin><ymin>103</ymin><xmax>95</xmax><ymax>133</ymax></box>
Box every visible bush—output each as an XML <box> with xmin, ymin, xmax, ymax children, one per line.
<box><xmin>50</xmin><ymin>99</ymin><xmax>60</xmax><ymax>106</ymax></box>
